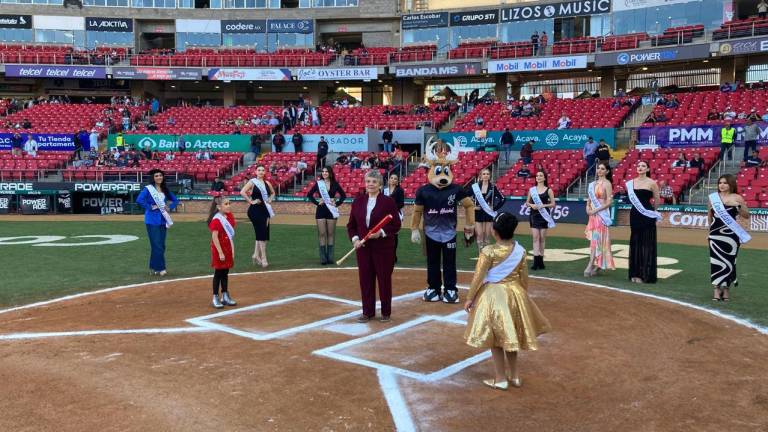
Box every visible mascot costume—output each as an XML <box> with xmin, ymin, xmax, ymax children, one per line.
<box><xmin>411</xmin><ymin>138</ymin><xmax>475</xmax><ymax>303</ymax></box>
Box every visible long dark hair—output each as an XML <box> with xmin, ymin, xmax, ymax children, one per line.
<box><xmin>535</xmin><ymin>170</ymin><xmax>548</xmax><ymax>187</ymax></box>
<box><xmin>207</xmin><ymin>195</ymin><xmax>228</xmax><ymax>224</ymax></box>
<box><xmin>636</xmin><ymin>160</ymin><xmax>652</xmax><ymax>179</ymax></box>
<box><xmin>147</xmin><ymin>168</ymin><xmax>170</xmax><ymax>196</ymax></box>
<box><xmin>597</xmin><ymin>162</ymin><xmax>613</xmax><ymax>182</ymax></box>
<box><xmin>320</xmin><ymin>165</ymin><xmax>337</xmax><ymax>184</ymax></box>
<box><xmin>718</xmin><ymin>174</ymin><xmax>738</xmax><ymax>194</ymax></box>
<box><xmin>492</xmin><ymin>212</ymin><xmax>518</xmax><ymax>240</ymax></box>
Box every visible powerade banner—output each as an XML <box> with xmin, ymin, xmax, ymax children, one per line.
<box><xmin>86</xmin><ymin>17</ymin><xmax>133</xmax><ymax>32</ymax></box>
<box><xmin>0</xmin><ymin>15</ymin><xmax>32</xmax><ymax>29</ymax></box>
<box><xmin>438</xmin><ymin>128</ymin><xmax>616</xmax><ymax>150</ymax></box>
<box><xmin>488</xmin><ymin>56</ymin><xmax>587</xmax><ymax>73</ymax></box>
<box><xmin>57</xmin><ymin>192</ymin><xmax>72</xmax><ymax>213</ymax></box>
<box><xmin>718</xmin><ymin>36</ymin><xmax>768</xmax><ymax>56</ymax></box>
<box><xmin>112</xmin><ymin>67</ymin><xmax>202</xmax><ymax>80</ymax></box>
<box><xmin>594</xmin><ymin>44</ymin><xmax>710</xmax><ymax>67</ymax></box>
<box><xmin>20</xmin><ymin>195</ymin><xmax>50</xmax><ymax>215</ymax></box>
<box><xmin>208</xmin><ymin>68</ymin><xmax>291</xmax><ymax>81</ymax></box>
<box><xmin>4</xmin><ymin>65</ymin><xmax>106</xmax><ymax>79</ymax></box>
<box><xmin>107</xmin><ymin>134</ymin><xmax>252</xmax><ymax>152</ymax></box>
<box><xmin>267</xmin><ymin>19</ymin><xmax>313</xmax><ymax>34</ymax></box>
<box><xmin>277</xmin><ymin>134</ymin><xmax>368</xmax><ymax>153</ymax></box>
<box><xmin>0</xmin><ymin>133</ymin><xmax>75</xmax><ymax>151</ymax></box>
<box><xmin>221</xmin><ymin>19</ymin><xmax>267</xmax><ymax>34</ymax></box>
<box><xmin>500</xmin><ymin>197</ymin><xmax>589</xmax><ymax>224</ymax></box>
<box><xmin>502</xmin><ymin>0</ymin><xmax>610</xmax><ymax>21</ymax></box>
<box><xmin>450</xmin><ymin>10</ymin><xmax>499</xmax><ymax>26</ymax></box>
<box><xmin>0</xmin><ymin>195</ymin><xmax>10</xmax><ymax>214</ymax></box>
<box><xmin>401</xmin><ymin>12</ymin><xmax>449</xmax><ymax>29</ymax></box>
<box><xmin>75</xmin><ymin>193</ymin><xmax>126</xmax><ymax>214</ymax></box>
<box><xmin>297</xmin><ymin>67</ymin><xmax>377</xmax><ymax>81</ymax></box>
<box><xmin>393</xmin><ymin>62</ymin><xmax>480</xmax><ymax>78</ymax></box>
<box><xmin>637</xmin><ymin>123</ymin><xmax>768</xmax><ymax>147</ymax></box>
<box><xmin>0</xmin><ymin>182</ymin><xmax>141</xmax><ymax>192</ymax></box>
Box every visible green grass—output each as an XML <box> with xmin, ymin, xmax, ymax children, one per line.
<box><xmin>1</xmin><ymin>221</ymin><xmax>766</xmax><ymax>327</ymax></box>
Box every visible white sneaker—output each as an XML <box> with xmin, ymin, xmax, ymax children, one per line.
<box><xmin>442</xmin><ymin>290</ymin><xmax>460</xmax><ymax>304</ymax></box>
<box><xmin>221</xmin><ymin>292</ymin><xmax>236</xmax><ymax>306</ymax></box>
<box><xmin>212</xmin><ymin>295</ymin><xmax>223</xmax><ymax>309</ymax></box>
<box><xmin>423</xmin><ymin>288</ymin><xmax>442</xmax><ymax>302</ymax></box>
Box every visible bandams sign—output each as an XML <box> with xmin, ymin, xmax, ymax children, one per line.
<box><xmin>595</xmin><ymin>44</ymin><xmax>710</xmax><ymax>67</ymax></box>
<box><xmin>401</xmin><ymin>12</ymin><xmax>449</xmax><ymax>29</ymax></box>
<box><xmin>208</xmin><ymin>68</ymin><xmax>291</xmax><ymax>81</ymax></box>
<box><xmin>488</xmin><ymin>56</ymin><xmax>587</xmax><ymax>73</ymax></box>
<box><xmin>297</xmin><ymin>67</ymin><xmax>377</xmax><ymax>81</ymax></box>
<box><xmin>4</xmin><ymin>65</ymin><xmax>106</xmax><ymax>79</ymax></box>
<box><xmin>449</xmin><ymin>10</ymin><xmax>499</xmax><ymax>26</ymax></box>
<box><xmin>392</xmin><ymin>62</ymin><xmax>481</xmax><ymax>78</ymax></box>
<box><xmin>638</xmin><ymin>123</ymin><xmax>768</xmax><ymax>147</ymax></box>
<box><xmin>0</xmin><ymin>15</ymin><xmax>32</xmax><ymax>29</ymax></box>
<box><xmin>221</xmin><ymin>19</ymin><xmax>267</xmax><ymax>33</ymax></box>
<box><xmin>85</xmin><ymin>17</ymin><xmax>133</xmax><ymax>32</ymax></box>
<box><xmin>718</xmin><ymin>36</ymin><xmax>768</xmax><ymax>55</ymax></box>
<box><xmin>501</xmin><ymin>0</ymin><xmax>610</xmax><ymax>22</ymax></box>
<box><xmin>112</xmin><ymin>67</ymin><xmax>202</xmax><ymax>80</ymax></box>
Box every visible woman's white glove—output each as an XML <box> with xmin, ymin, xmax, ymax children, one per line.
<box><xmin>411</xmin><ymin>230</ymin><xmax>421</xmax><ymax>244</ymax></box>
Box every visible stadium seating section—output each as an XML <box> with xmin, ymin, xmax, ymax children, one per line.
<box><xmin>453</xmin><ymin>98</ymin><xmax>634</xmax><ymax>132</ymax></box>
<box><xmin>293</xmin><ymin>151</ymin><xmax>407</xmax><ymax>197</ymax></box>
<box><xmin>224</xmin><ymin>152</ymin><xmax>316</xmax><ymax>195</ymax></box>
<box><xmin>738</xmin><ymin>147</ymin><xmax>768</xmax><ymax>208</ymax></box>
<box><xmin>642</xmin><ymin>88</ymin><xmax>768</xmax><ymax>126</ymax></box>
<box><xmin>651</xmin><ymin>25</ymin><xmax>704</xmax><ymax>46</ymax></box>
<box><xmin>612</xmin><ymin>148</ymin><xmax>719</xmax><ymax>198</ymax></box>
<box><xmin>398</xmin><ymin>151</ymin><xmax>498</xmax><ymax>198</ymax></box>
<box><xmin>0</xmin><ymin>44</ymin><xmax>127</xmax><ymax>65</ymax></box>
<box><xmin>599</xmin><ymin>33</ymin><xmax>649</xmax><ymax>51</ymax></box>
<box><xmin>0</xmin><ymin>151</ymin><xmax>72</xmax><ymax>181</ymax></box>
<box><xmin>1</xmin><ymin>103</ymin><xmax>146</xmax><ymax>135</ymax></box>
<box><xmin>130</xmin><ymin>48</ymin><xmax>335</xmax><ymax>67</ymax></box>
<box><xmin>494</xmin><ymin>150</ymin><xmax>585</xmax><ymax>197</ymax></box>
<box><xmin>552</xmin><ymin>37</ymin><xmax>599</xmax><ymax>55</ymax></box>
<box><xmin>713</xmin><ymin>18</ymin><xmax>768</xmax><ymax>40</ymax></box>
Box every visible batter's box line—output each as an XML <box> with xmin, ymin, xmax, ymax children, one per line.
<box><xmin>313</xmin><ymin>314</ymin><xmax>489</xmax><ymax>383</ymax></box>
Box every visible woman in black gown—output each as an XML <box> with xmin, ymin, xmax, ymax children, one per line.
<box><xmin>628</xmin><ymin>160</ymin><xmax>660</xmax><ymax>283</ymax></box>
<box><xmin>384</xmin><ymin>173</ymin><xmax>405</xmax><ymax>263</ymax></box>
<box><xmin>307</xmin><ymin>166</ymin><xmax>346</xmax><ymax>265</ymax></box>
<box><xmin>708</xmin><ymin>174</ymin><xmax>750</xmax><ymax>302</ymax></box>
<box><xmin>240</xmin><ymin>164</ymin><xmax>275</xmax><ymax>268</ymax></box>
<box><xmin>525</xmin><ymin>170</ymin><xmax>555</xmax><ymax>270</ymax></box>
<box><xmin>470</xmin><ymin>168</ymin><xmax>505</xmax><ymax>252</ymax></box>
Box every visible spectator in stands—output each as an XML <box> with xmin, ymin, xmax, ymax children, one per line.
<box><xmin>583</xmin><ymin>136</ymin><xmax>598</xmax><ymax>175</ymax></box>
<box><xmin>281</xmin><ymin>112</ymin><xmax>292</xmax><ymax>133</ymax></box>
<box><xmin>95</xmin><ymin>154</ymin><xmax>107</xmax><ymax>167</ymax></box>
<box><xmin>289</xmin><ymin>131</ymin><xmax>303</xmax><ymax>153</ymax></box>
<box><xmin>178</xmin><ymin>138</ymin><xmax>187</xmax><ymax>155</ymax></box>
<box><xmin>317</xmin><ymin>136</ymin><xmax>329</xmax><ymax>168</ymax></box>
<box><xmin>128</xmin><ymin>149</ymin><xmax>141</xmax><ymax>168</ymax></box>
<box><xmin>211</xmin><ymin>176</ymin><xmax>226</xmax><ymax>192</ymax></box>
<box><xmin>531</xmin><ymin>31</ymin><xmax>540</xmax><ymax>55</ymax></box>
<box><xmin>151</xmin><ymin>97</ymin><xmax>160</xmax><ymax>114</ymax></box>
<box><xmin>164</xmin><ymin>152</ymin><xmax>175</xmax><ymax>161</ymax></box>
<box><xmin>745</xmin><ymin>150</ymin><xmax>763</xmax><ymax>167</ymax></box>
<box><xmin>747</xmin><ymin>109</ymin><xmax>761</xmax><ymax>122</ymax></box>
<box><xmin>336</xmin><ymin>118</ymin><xmax>346</xmax><ymax>129</ymax></box>
<box><xmin>516</xmin><ymin>164</ymin><xmax>531</xmax><ymax>178</ymax></box>
<box><xmin>623</xmin><ymin>96</ymin><xmax>637</xmax><ymax>107</ymax></box>
<box><xmin>719</xmin><ymin>121</ymin><xmax>735</xmax><ymax>160</ymax></box>
<box><xmin>759</xmin><ymin>0</ymin><xmax>768</xmax><ymax>18</ymax></box>
<box><xmin>658</xmin><ymin>180</ymin><xmax>676</xmax><ymax>204</ymax></box>
<box><xmin>596</xmin><ymin>139</ymin><xmax>611</xmax><ymax>166</ymax></box>
<box><xmin>720</xmin><ymin>82</ymin><xmax>732</xmax><ymax>93</ymax></box>
<box><xmin>147</xmin><ymin>121</ymin><xmax>158</xmax><ymax>131</ymax></box>
<box><xmin>520</xmin><ymin>140</ymin><xmax>534</xmax><ymax>164</ymax></box>
<box><xmin>689</xmin><ymin>152</ymin><xmax>704</xmax><ymax>172</ymax></box>
<box><xmin>311</xmin><ymin>106</ymin><xmax>321</xmax><ymax>126</ymax></box>
<box><xmin>115</xmin><ymin>155</ymin><xmax>127</xmax><ymax>168</ymax></box>
<box><xmin>196</xmin><ymin>148</ymin><xmax>211</xmax><ymax>161</ymax></box>
<box><xmin>645</xmin><ymin>111</ymin><xmax>666</xmax><ymax>124</ymax></box>
<box><xmin>21</xmin><ymin>119</ymin><xmax>31</xmax><ymax>129</ymax></box>
<box><xmin>272</xmin><ymin>131</ymin><xmax>286</xmax><ymax>153</ymax></box>
<box><xmin>615</xmin><ymin>88</ymin><xmax>626</xmax><ymax>98</ymax></box>
<box><xmin>521</xmin><ymin>101</ymin><xmax>534</xmax><ymax>117</ymax></box>
<box><xmin>167</xmin><ymin>117</ymin><xmax>176</xmax><ymax>126</ymax></box>
<box><xmin>672</xmin><ymin>152</ymin><xmax>689</xmax><ymax>168</ymax></box>
<box><xmin>500</xmin><ymin>128</ymin><xmax>514</xmax><ymax>164</ymax></box>
<box><xmin>475</xmin><ymin>115</ymin><xmax>484</xmax><ymax>126</ymax></box>
<box><xmin>665</xmin><ymin>96</ymin><xmax>680</xmax><ymax>108</ymax></box>
<box><xmin>539</xmin><ymin>31</ymin><xmax>548</xmax><ymax>55</ymax></box>
<box><xmin>743</xmin><ymin>118</ymin><xmax>760</xmax><ymax>161</ymax></box>
<box><xmin>23</xmin><ymin>134</ymin><xmax>38</xmax><ymax>158</ymax></box>
<box><xmin>611</xmin><ymin>98</ymin><xmax>622</xmax><ymax>108</ymax></box>
<box><xmin>121</xmin><ymin>111</ymin><xmax>131</xmax><ymax>130</ymax></box>
<box><xmin>557</xmin><ymin>113</ymin><xmax>571</xmax><ymax>130</ymax></box>
<box><xmin>707</xmin><ymin>109</ymin><xmax>720</xmax><ymax>121</ymax></box>
<box><xmin>141</xmin><ymin>144</ymin><xmax>153</xmax><ymax>160</ymax></box>
<box><xmin>268</xmin><ymin>115</ymin><xmax>280</xmax><ymax>131</ymax></box>
<box><xmin>73</xmin><ymin>130</ymin><xmax>84</xmax><ymax>160</ymax></box>
<box><xmin>88</xmin><ymin>129</ymin><xmax>99</xmax><ymax>152</ymax></box>
<box><xmin>763</xmin><ymin>111</ymin><xmax>768</xmax><ymax>122</ymax></box>
<box><xmin>360</xmin><ymin>158</ymin><xmax>371</xmax><ymax>170</ymax></box>
<box><xmin>382</xmin><ymin>127</ymin><xmax>394</xmax><ymax>153</ymax></box>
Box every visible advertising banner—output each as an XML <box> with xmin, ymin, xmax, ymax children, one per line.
<box><xmin>20</xmin><ymin>195</ymin><xmax>50</xmax><ymax>215</ymax></box>
<box><xmin>0</xmin><ymin>195</ymin><xmax>10</xmax><ymax>214</ymax></box>
<box><xmin>438</xmin><ymin>128</ymin><xmax>616</xmax><ymax>150</ymax></box>
<box><xmin>637</xmin><ymin>123</ymin><xmax>768</xmax><ymax>147</ymax></box>
<box><xmin>0</xmin><ymin>15</ymin><xmax>32</xmax><ymax>29</ymax></box>
<box><xmin>0</xmin><ymin>133</ymin><xmax>75</xmax><ymax>151</ymax></box>
<box><xmin>612</xmin><ymin>0</ymin><xmax>700</xmax><ymax>12</ymax></box>
<box><xmin>594</xmin><ymin>44</ymin><xmax>710</xmax><ymax>67</ymax></box>
<box><xmin>392</xmin><ymin>62</ymin><xmax>481</xmax><ymax>78</ymax></box>
<box><xmin>401</xmin><ymin>12</ymin><xmax>449</xmax><ymax>29</ymax></box>
<box><xmin>56</xmin><ymin>192</ymin><xmax>72</xmax><ymax>213</ymax></box>
<box><xmin>74</xmin><ymin>193</ymin><xmax>127</xmax><ymax>214</ymax></box>
<box><xmin>488</xmin><ymin>56</ymin><xmax>587</xmax><ymax>73</ymax></box>
<box><xmin>0</xmin><ymin>182</ymin><xmax>141</xmax><ymax>193</ymax></box>
<box><xmin>449</xmin><ymin>10</ymin><xmax>499</xmax><ymax>26</ymax></box>
<box><xmin>85</xmin><ymin>17</ymin><xmax>133</xmax><ymax>32</ymax></box>
<box><xmin>718</xmin><ymin>36</ymin><xmax>768</xmax><ymax>56</ymax></box>
<box><xmin>267</xmin><ymin>19</ymin><xmax>313</xmax><ymax>34</ymax></box>
<box><xmin>500</xmin><ymin>197</ymin><xmax>589</xmax><ymax>224</ymax></box>
<box><xmin>208</xmin><ymin>68</ymin><xmax>291</xmax><ymax>81</ymax></box>
<box><xmin>112</xmin><ymin>67</ymin><xmax>202</xmax><ymax>80</ymax></box>
<box><xmin>502</xmin><ymin>0</ymin><xmax>611</xmax><ymax>22</ymax></box>
<box><xmin>221</xmin><ymin>19</ymin><xmax>267</xmax><ymax>34</ymax></box>
<box><xmin>4</xmin><ymin>65</ymin><xmax>106</xmax><ymax>79</ymax></box>
<box><xmin>296</xmin><ymin>67</ymin><xmax>377</xmax><ymax>81</ymax></box>
<box><xmin>107</xmin><ymin>134</ymin><xmax>252</xmax><ymax>152</ymax></box>
<box><xmin>277</xmin><ymin>134</ymin><xmax>368</xmax><ymax>153</ymax></box>
<box><xmin>616</xmin><ymin>204</ymin><xmax>768</xmax><ymax>232</ymax></box>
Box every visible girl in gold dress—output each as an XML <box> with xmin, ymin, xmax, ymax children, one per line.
<box><xmin>464</xmin><ymin>213</ymin><xmax>551</xmax><ymax>390</ymax></box>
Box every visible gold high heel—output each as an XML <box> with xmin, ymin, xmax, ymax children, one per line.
<box><xmin>483</xmin><ymin>379</ymin><xmax>509</xmax><ymax>391</ymax></box>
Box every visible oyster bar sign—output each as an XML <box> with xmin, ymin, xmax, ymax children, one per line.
<box><xmin>297</xmin><ymin>67</ymin><xmax>377</xmax><ymax>81</ymax></box>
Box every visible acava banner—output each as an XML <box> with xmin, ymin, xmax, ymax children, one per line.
<box><xmin>107</xmin><ymin>134</ymin><xmax>252</xmax><ymax>152</ymax></box>
<box><xmin>637</xmin><ymin>123</ymin><xmax>768</xmax><ymax>147</ymax></box>
<box><xmin>438</xmin><ymin>128</ymin><xmax>616</xmax><ymax>150</ymax></box>
<box><xmin>275</xmin><ymin>134</ymin><xmax>368</xmax><ymax>153</ymax></box>
<box><xmin>0</xmin><ymin>133</ymin><xmax>75</xmax><ymax>151</ymax></box>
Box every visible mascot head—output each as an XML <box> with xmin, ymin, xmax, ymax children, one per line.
<box><xmin>424</xmin><ymin>137</ymin><xmax>458</xmax><ymax>189</ymax></box>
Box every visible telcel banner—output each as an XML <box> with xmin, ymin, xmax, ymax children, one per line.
<box><xmin>276</xmin><ymin>134</ymin><xmax>368</xmax><ymax>153</ymax></box>
<box><xmin>208</xmin><ymin>68</ymin><xmax>291</xmax><ymax>81</ymax></box>
<box><xmin>0</xmin><ymin>133</ymin><xmax>75</xmax><ymax>151</ymax></box>
<box><xmin>438</xmin><ymin>128</ymin><xmax>616</xmax><ymax>150</ymax></box>
<box><xmin>637</xmin><ymin>123</ymin><xmax>768</xmax><ymax>148</ymax></box>
<box><xmin>488</xmin><ymin>56</ymin><xmax>587</xmax><ymax>73</ymax></box>
<box><xmin>500</xmin><ymin>197</ymin><xmax>589</xmax><ymax>224</ymax></box>
<box><xmin>107</xmin><ymin>134</ymin><xmax>252</xmax><ymax>152</ymax></box>
<box><xmin>4</xmin><ymin>65</ymin><xmax>106</xmax><ymax>79</ymax></box>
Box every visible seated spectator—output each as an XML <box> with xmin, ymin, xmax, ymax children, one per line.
<box><xmin>658</xmin><ymin>180</ymin><xmax>676</xmax><ymax>204</ymax></box>
<box><xmin>335</xmin><ymin>154</ymin><xmax>349</xmax><ymax>165</ymax></box>
<box><xmin>557</xmin><ymin>113</ymin><xmax>571</xmax><ymax>130</ymax></box>
<box><xmin>689</xmin><ymin>152</ymin><xmax>704</xmax><ymax>171</ymax></box>
<box><xmin>720</xmin><ymin>82</ymin><xmax>732</xmax><ymax>93</ymax></box>
<box><xmin>745</xmin><ymin>150</ymin><xmax>764</xmax><ymax>167</ymax></box>
<box><xmin>521</xmin><ymin>102</ymin><xmax>534</xmax><ymax>117</ymax></box>
<box><xmin>520</xmin><ymin>140</ymin><xmax>534</xmax><ymax>164</ymax></box>
<box><xmin>672</xmin><ymin>152</ymin><xmax>689</xmax><ymax>168</ymax></box>
<box><xmin>747</xmin><ymin>109</ymin><xmax>761</xmax><ymax>122</ymax></box>
<box><xmin>615</xmin><ymin>88</ymin><xmax>626</xmax><ymax>98</ymax></box>
<box><xmin>622</xmin><ymin>96</ymin><xmax>636</xmax><ymax>107</ymax></box>
<box><xmin>360</xmin><ymin>158</ymin><xmax>371</xmax><ymax>170</ymax></box>
<box><xmin>166</xmin><ymin>117</ymin><xmax>176</xmax><ymax>126</ymax></box>
<box><xmin>296</xmin><ymin>159</ymin><xmax>308</xmax><ymax>171</ymax></box>
<box><xmin>210</xmin><ymin>176</ymin><xmax>225</xmax><ymax>192</ymax></box>
<box><xmin>128</xmin><ymin>150</ymin><xmax>141</xmax><ymax>168</ymax></box>
<box><xmin>475</xmin><ymin>116</ymin><xmax>484</xmax><ymax>126</ymax></box>
<box><xmin>656</xmin><ymin>95</ymin><xmax>668</xmax><ymax>106</ymax></box>
<box><xmin>645</xmin><ymin>111</ymin><xmax>666</xmax><ymax>124</ymax></box>
<box><xmin>665</xmin><ymin>96</ymin><xmax>680</xmax><ymax>108</ymax></box>
<box><xmin>165</xmin><ymin>152</ymin><xmax>175</xmax><ymax>161</ymax></box>
<box><xmin>336</xmin><ymin>118</ymin><xmax>346</xmax><ymax>129</ymax></box>
<box><xmin>707</xmin><ymin>109</ymin><xmax>720</xmax><ymax>121</ymax></box>
<box><xmin>516</xmin><ymin>164</ymin><xmax>531</xmax><ymax>178</ymax></box>
<box><xmin>611</xmin><ymin>98</ymin><xmax>622</xmax><ymax>108</ymax></box>
<box><xmin>146</xmin><ymin>122</ymin><xmax>158</xmax><ymax>131</ymax></box>
<box><xmin>21</xmin><ymin>119</ymin><xmax>32</xmax><ymax>129</ymax></box>
<box><xmin>722</xmin><ymin>106</ymin><xmax>736</xmax><ymax>120</ymax></box>
<box><xmin>141</xmin><ymin>144</ymin><xmax>153</xmax><ymax>160</ymax></box>
<box><xmin>196</xmin><ymin>149</ymin><xmax>211</xmax><ymax>160</ymax></box>
<box><xmin>115</xmin><ymin>156</ymin><xmax>128</xmax><ymax>168</ymax></box>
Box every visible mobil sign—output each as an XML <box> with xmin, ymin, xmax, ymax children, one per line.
<box><xmin>488</xmin><ymin>56</ymin><xmax>587</xmax><ymax>73</ymax></box>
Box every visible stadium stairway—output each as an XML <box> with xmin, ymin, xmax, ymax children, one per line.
<box><xmin>686</xmin><ymin>148</ymin><xmax>742</xmax><ymax>205</ymax></box>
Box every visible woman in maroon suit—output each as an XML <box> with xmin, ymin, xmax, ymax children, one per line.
<box><xmin>347</xmin><ymin>170</ymin><xmax>401</xmax><ymax>323</ymax></box>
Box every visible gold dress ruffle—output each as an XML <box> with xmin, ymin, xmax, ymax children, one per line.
<box><xmin>464</xmin><ymin>244</ymin><xmax>551</xmax><ymax>352</ymax></box>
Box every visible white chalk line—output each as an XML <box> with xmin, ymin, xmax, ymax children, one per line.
<box><xmin>377</xmin><ymin>369</ymin><xmax>417</xmax><ymax>432</ymax></box>
<box><xmin>0</xmin><ymin>327</ymin><xmax>209</xmax><ymax>341</ymax></box>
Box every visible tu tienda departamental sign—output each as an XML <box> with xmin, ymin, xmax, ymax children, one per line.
<box><xmin>107</xmin><ymin>134</ymin><xmax>252</xmax><ymax>152</ymax></box>
<box><xmin>0</xmin><ymin>133</ymin><xmax>75</xmax><ymax>151</ymax></box>
<box><xmin>438</xmin><ymin>128</ymin><xmax>616</xmax><ymax>150</ymax></box>
<box><xmin>488</xmin><ymin>56</ymin><xmax>588</xmax><ymax>73</ymax></box>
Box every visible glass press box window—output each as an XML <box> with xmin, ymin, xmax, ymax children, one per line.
<box><xmin>176</xmin><ymin>32</ymin><xmax>222</xmax><ymax>51</ymax></box>
<box><xmin>223</xmin><ymin>33</ymin><xmax>268</xmax><ymax>49</ymax></box>
<box><xmin>83</xmin><ymin>0</ymin><xmax>130</xmax><ymax>6</ymax></box>
<box><xmin>267</xmin><ymin>33</ymin><xmax>313</xmax><ymax>51</ymax></box>
<box><xmin>402</xmin><ymin>27</ymin><xmax>450</xmax><ymax>47</ymax></box>
<box><xmin>499</xmin><ymin>20</ymin><xmax>553</xmax><ymax>43</ymax></box>
<box><xmin>611</xmin><ymin>0</ymin><xmax>727</xmax><ymax>35</ymax></box>
<box><xmin>86</xmin><ymin>32</ymin><xmax>133</xmax><ymax>48</ymax></box>
<box><xmin>0</xmin><ymin>28</ymin><xmax>33</xmax><ymax>43</ymax></box>
<box><xmin>35</xmin><ymin>29</ymin><xmax>86</xmax><ymax>48</ymax></box>
<box><xmin>131</xmin><ymin>0</ymin><xmax>177</xmax><ymax>7</ymax></box>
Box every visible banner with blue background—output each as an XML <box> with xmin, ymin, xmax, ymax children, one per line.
<box><xmin>637</xmin><ymin>123</ymin><xmax>768</xmax><ymax>147</ymax></box>
<box><xmin>0</xmin><ymin>133</ymin><xmax>75</xmax><ymax>151</ymax></box>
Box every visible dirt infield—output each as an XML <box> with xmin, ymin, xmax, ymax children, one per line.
<box><xmin>1</xmin><ymin>269</ymin><xmax>767</xmax><ymax>432</ymax></box>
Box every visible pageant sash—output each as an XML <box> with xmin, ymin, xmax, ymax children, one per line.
<box><xmin>384</xmin><ymin>187</ymin><xmax>404</xmax><ymax>221</ymax></box>
<box><xmin>709</xmin><ymin>192</ymin><xmax>751</xmax><ymax>244</ymax></box>
<box><xmin>213</xmin><ymin>213</ymin><xmax>235</xmax><ymax>242</ymax></box>
<box><xmin>250</xmin><ymin>178</ymin><xmax>275</xmax><ymax>217</ymax></box>
<box><xmin>529</xmin><ymin>186</ymin><xmax>556</xmax><ymax>228</ymax></box>
<box><xmin>145</xmin><ymin>185</ymin><xmax>173</xmax><ymax>228</ymax></box>
<box><xmin>625</xmin><ymin>180</ymin><xmax>662</xmax><ymax>220</ymax></box>
<box><xmin>317</xmin><ymin>179</ymin><xmax>339</xmax><ymax>218</ymax></box>
<box><xmin>588</xmin><ymin>181</ymin><xmax>613</xmax><ymax>227</ymax></box>
<box><xmin>484</xmin><ymin>242</ymin><xmax>526</xmax><ymax>284</ymax></box>
<box><xmin>472</xmin><ymin>183</ymin><xmax>497</xmax><ymax>218</ymax></box>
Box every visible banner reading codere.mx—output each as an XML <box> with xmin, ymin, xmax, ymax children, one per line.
<box><xmin>107</xmin><ymin>134</ymin><xmax>252</xmax><ymax>152</ymax></box>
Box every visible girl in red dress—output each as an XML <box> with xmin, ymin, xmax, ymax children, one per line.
<box><xmin>208</xmin><ymin>196</ymin><xmax>237</xmax><ymax>309</ymax></box>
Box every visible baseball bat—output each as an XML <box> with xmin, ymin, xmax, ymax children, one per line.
<box><xmin>336</xmin><ymin>214</ymin><xmax>394</xmax><ymax>265</ymax></box>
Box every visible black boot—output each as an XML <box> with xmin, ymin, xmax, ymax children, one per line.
<box><xmin>319</xmin><ymin>245</ymin><xmax>327</xmax><ymax>265</ymax></box>
<box><xmin>539</xmin><ymin>255</ymin><xmax>546</xmax><ymax>270</ymax></box>
<box><xmin>530</xmin><ymin>255</ymin><xmax>539</xmax><ymax>270</ymax></box>
<box><xmin>326</xmin><ymin>245</ymin><xmax>335</xmax><ymax>265</ymax></box>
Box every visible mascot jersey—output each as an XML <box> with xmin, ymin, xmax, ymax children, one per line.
<box><xmin>415</xmin><ymin>183</ymin><xmax>470</xmax><ymax>243</ymax></box>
